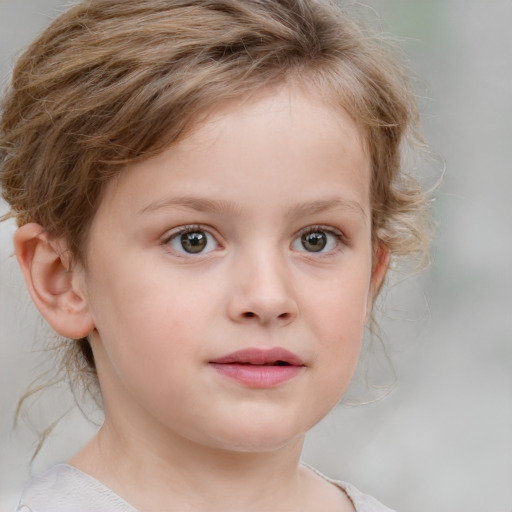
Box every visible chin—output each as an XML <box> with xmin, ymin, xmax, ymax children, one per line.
<box><xmin>212</xmin><ymin>433</ymin><xmax>303</xmax><ymax>455</ymax></box>
<box><xmin>199</xmin><ymin>416</ymin><xmax>310</xmax><ymax>455</ymax></box>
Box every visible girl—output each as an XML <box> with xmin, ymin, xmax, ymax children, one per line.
<box><xmin>0</xmin><ymin>1</ymin><xmax>430</xmax><ymax>510</ymax></box>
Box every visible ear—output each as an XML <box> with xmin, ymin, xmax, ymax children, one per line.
<box><xmin>365</xmin><ymin>242</ymin><xmax>390</xmax><ymax>322</ymax></box>
<box><xmin>13</xmin><ymin>223</ymin><xmax>95</xmax><ymax>339</ymax></box>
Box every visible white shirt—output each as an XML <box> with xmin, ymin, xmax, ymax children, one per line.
<box><xmin>16</xmin><ymin>464</ymin><xmax>396</xmax><ymax>512</ymax></box>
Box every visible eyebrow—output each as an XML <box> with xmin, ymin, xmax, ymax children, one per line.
<box><xmin>138</xmin><ymin>196</ymin><xmax>244</xmax><ymax>216</ymax></box>
<box><xmin>138</xmin><ymin>195</ymin><xmax>367</xmax><ymax>220</ymax></box>
<box><xmin>285</xmin><ymin>197</ymin><xmax>368</xmax><ymax>221</ymax></box>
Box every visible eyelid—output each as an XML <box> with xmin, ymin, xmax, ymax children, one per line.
<box><xmin>298</xmin><ymin>224</ymin><xmax>344</xmax><ymax>237</ymax></box>
<box><xmin>296</xmin><ymin>224</ymin><xmax>346</xmax><ymax>241</ymax></box>
<box><xmin>162</xmin><ymin>224</ymin><xmax>206</xmax><ymax>241</ymax></box>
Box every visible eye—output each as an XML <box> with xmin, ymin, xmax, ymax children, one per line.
<box><xmin>292</xmin><ymin>227</ymin><xmax>341</xmax><ymax>253</ymax></box>
<box><xmin>166</xmin><ymin>227</ymin><xmax>218</xmax><ymax>254</ymax></box>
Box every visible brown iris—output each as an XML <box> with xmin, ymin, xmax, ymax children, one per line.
<box><xmin>181</xmin><ymin>231</ymin><xmax>208</xmax><ymax>253</ymax></box>
<box><xmin>301</xmin><ymin>231</ymin><xmax>327</xmax><ymax>252</ymax></box>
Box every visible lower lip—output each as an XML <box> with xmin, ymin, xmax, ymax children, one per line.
<box><xmin>209</xmin><ymin>363</ymin><xmax>303</xmax><ymax>388</ymax></box>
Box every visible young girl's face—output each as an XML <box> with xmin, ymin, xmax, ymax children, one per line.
<box><xmin>78</xmin><ymin>84</ymin><xmax>385</xmax><ymax>453</ymax></box>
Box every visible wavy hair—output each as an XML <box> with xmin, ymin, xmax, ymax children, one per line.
<box><xmin>1</xmin><ymin>0</ymin><xmax>430</xmax><ymax>413</ymax></box>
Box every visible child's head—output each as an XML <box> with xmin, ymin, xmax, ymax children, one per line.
<box><xmin>1</xmin><ymin>0</ymin><xmax>429</xmax><ymax>442</ymax></box>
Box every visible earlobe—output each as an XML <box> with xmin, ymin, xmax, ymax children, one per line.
<box><xmin>14</xmin><ymin>223</ymin><xmax>95</xmax><ymax>339</ymax></box>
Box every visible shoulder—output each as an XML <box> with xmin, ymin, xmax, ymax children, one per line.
<box><xmin>336</xmin><ymin>480</ymin><xmax>397</xmax><ymax>512</ymax></box>
<box><xmin>302</xmin><ymin>463</ymin><xmax>397</xmax><ymax>512</ymax></box>
<box><xmin>16</xmin><ymin>464</ymin><xmax>137</xmax><ymax>512</ymax></box>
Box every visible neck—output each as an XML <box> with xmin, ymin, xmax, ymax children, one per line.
<box><xmin>71</xmin><ymin>418</ymin><xmax>310</xmax><ymax>512</ymax></box>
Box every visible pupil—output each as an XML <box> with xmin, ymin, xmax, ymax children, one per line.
<box><xmin>181</xmin><ymin>231</ymin><xmax>207</xmax><ymax>253</ymax></box>
<box><xmin>301</xmin><ymin>232</ymin><xmax>326</xmax><ymax>252</ymax></box>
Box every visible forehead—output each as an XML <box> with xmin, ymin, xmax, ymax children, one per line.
<box><xmin>189</xmin><ymin>83</ymin><xmax>368</xmax><ymax>162</ymax></box>
<box><xmin>96</xmin><ymin>84</ymin><xmax>371</xmax><ymax>222</ymax></box>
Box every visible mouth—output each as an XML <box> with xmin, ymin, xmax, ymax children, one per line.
<box><xmin>209</xmin><ymin>348</ymin><xmax>305</xmax><ymax>388</ymax></box>
<box><xmin>210</xmin><ymin>347</ymin><xmax>304</xmax><ymax>366</ymax></box>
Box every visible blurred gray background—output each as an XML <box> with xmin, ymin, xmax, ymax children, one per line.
<box><xmin>1</xmin><ymin>1</ymin><xmax>511</xmax><ymax>511</ymax></box>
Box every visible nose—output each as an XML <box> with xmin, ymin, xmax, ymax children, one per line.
<box><xmin>226</xmin><ymin>252</ymin><xmax>299</xmax><ymax>326</ymax></box>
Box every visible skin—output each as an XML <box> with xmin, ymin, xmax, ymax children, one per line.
<box><xmin>15</xmin><ymin>84</ymin><xmax>388</xmax><ymax>512</ymax></box>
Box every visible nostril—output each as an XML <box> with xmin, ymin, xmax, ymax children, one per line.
<box><xmin>240</xmin><ymin>311</ymin><xmax>294</xmax><ymax>321</ymax></box>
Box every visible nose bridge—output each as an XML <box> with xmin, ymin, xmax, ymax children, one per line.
<box><xmin>228</xmin><ymin>241</ymin><xmax>298</xmax><ymax>325</ymax></box>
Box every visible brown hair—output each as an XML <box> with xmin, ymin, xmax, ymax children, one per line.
<box><xmin>1</xmin><ymin>0</ymin><xmax>430</xmax><ymax>401</ymax></box>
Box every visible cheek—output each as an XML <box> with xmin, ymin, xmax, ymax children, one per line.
<box><xmin>318</xmin><ymin>298</ymin><xmax>365</xmax><ymax>381</ymax></box>
<box><xmin>301</xmin><ymin>269</ymin><xmax>370</xmax><ymax>399</ymax></box>
<box><xmin>97</xmin><ymin>295</ymin><xmax>196</xmax><ymax>368</ymax></box>
<box><xmin>306</xmin><ymin>268</ymin><xmax>371</xmax><ymax>342</ymax></box>
<box><xmin>91</xmin><ymin>294</ymin><xmax>204</xmax><ymax>427</ymax></box>
<box><xmin>86</xmin><ymin>260</ymin><xmax>202</xmax><ymax>383</ymax></box>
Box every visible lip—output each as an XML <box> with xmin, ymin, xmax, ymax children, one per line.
<box><xmin>209</xmin><ymin>348</ymin><xmax>305</xmax><ymax>388</ymax></box>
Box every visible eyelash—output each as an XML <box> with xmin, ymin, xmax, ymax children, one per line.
<box><xmin>163</xmin><ymin>224</ymin><xmax>208</xmax><ymax>241</ymax></box>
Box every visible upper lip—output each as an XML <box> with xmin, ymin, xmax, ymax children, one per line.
<box><xmin>210</xmin><ymin>347</ymin><xmax>304</xmax><ymax>367</ymax></box>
